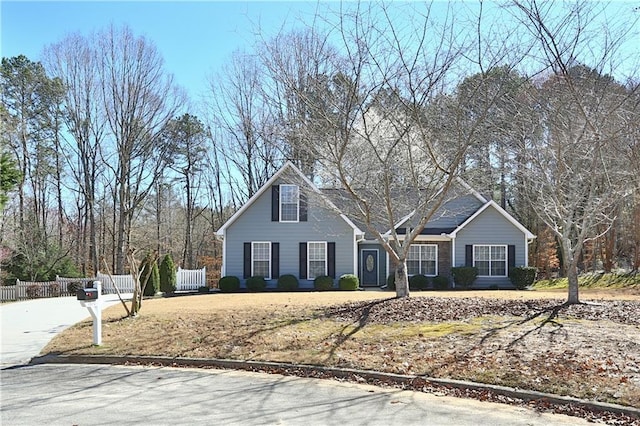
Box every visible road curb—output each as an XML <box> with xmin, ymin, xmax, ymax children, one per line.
<box><xmin>30</xmin><ymin>354</ymin><xmax>639</xmax><ymax>419</ymax></box>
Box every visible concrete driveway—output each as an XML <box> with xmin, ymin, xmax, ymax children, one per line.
<box><xmin>0</xmin><ymin>294</ymin><xmax>130</xmax><ymax>366</ymax></box>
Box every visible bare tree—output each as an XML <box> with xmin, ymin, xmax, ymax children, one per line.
<box><xmin>271</xmin><ymin>1</ymin><xmax>524</xmax><ymax>297</ymax></box>
<box><xmin>44</xmin><ymin>33</ymin><xmax>107</xmax><ymax>274</ymax></box>
<box><xmin>98</xmin><ymin>25</ymin><xmax>184</xmax><ymax>273</ymax></box>
<box><xmin>511</xmin><ymin>0</ymin><xmax>639</xmax><ymax>303</ymax></box>
<box><xmin>206</xmin><ymin>50</ymin><xmax>279</xmax><ymax>204</ymax></box>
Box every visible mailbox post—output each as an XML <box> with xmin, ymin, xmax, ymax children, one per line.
<box><xmin>77</xmin><ymin>281</ymin><xmax>103</xmax><ymax>345</ymax></box>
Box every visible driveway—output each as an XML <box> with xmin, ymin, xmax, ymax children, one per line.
<box><xmin>0</xmin><ymin>294</ymin><xmax>130</xmax><ymax>366</ymax></box>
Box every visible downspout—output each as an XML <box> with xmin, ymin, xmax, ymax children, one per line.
<box><xmin>450</xmin><ymin>234</ymin><xmax>456</xmax><ymax>289</ymax></box>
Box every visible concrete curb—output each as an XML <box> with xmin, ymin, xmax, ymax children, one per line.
<box><xmin>30</xmin><ymin>354</ymin><xmax>639</xmax><ymax>419</ymax></box>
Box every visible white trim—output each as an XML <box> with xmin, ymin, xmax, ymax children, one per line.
<box><xmin>216</xmin><ymin>161</ymin><xmax>363</xmax><ymax>236</ymax></box>
<box><xmin>448</xmin><ymin>200</ymin><xmax>535</xmax><ymax>239</ymax></box>
<box><xmin>220</xmin><ymin>233</ymin><xmax>227</xmax><ymax>277</ymax></box>
<box><xmin>251</xmin><ymin>241</ymin><xmax>271</xmax><ymax>279</ymax></box>
<box><xmin>455</xmin><ymin>177</ymin><xmax>488</xmax><ymax>203</ymax></box>
<box><xmin>307</xmin><ymin>241</ymin><xmax>327</xmax><ymax>280</ymax></box>
<box><xmin>524</xmin><ymin>235</ymin><xmax>529</xmax><ymax>268</ymax></box>
<box><xmin>406</xmin><ymin>243</ymin><xmax>438</xmax><ymax>277</ymax></box>
<box><xmin>473</xmin><ymin>244</ymin><xmax>507</xmax><ymax>277</ymax></box>
<box><xmin>353</xmin><ymin>231</ymin><xmax>359</xmax><ymax>276</ymax></box>
<box><xmin>279</xmin><ymin>184</ymin><xmax>300</xmax><ymax>222</ymax></box>
<box><xmin>360</xmin><ymin>249</ymin><xmax>380</xmax><ymax>285</ymax></box>
<box><xmin>411</xmin><ymin>235</ymin><xmax>451</xmax><ymax>242</ymax></box>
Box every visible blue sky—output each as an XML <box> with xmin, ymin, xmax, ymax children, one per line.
<box><xmin>1</xmin><ymin>1</ymin><xmax>324</xmax><ymax>100</ymax></box>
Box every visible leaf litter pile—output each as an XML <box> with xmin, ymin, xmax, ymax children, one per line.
<box><xmin>46</xmin><ymin>294</ymin><xmax>640</xmax><ymax>424</ymax></box>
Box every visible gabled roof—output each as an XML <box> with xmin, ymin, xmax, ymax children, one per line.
<box><xmin>448</xmin><ymin>199</ymin><xmax>536</xmax><ymax>240</ymax></box>
<box><xmin>216</xmin><ymin>161</ymin><xmax>363</xmax><ymax>236</ymax></box>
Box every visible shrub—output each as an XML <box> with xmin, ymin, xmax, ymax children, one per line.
<box><xmin>141</xmin><ymin>255</ymin><xmax>160</xmax><ymax>297</ymax></box>
<box><xmin>409</xmin><ymin>274</ymin><xmax>429</xmax><ymax>290</ymax></box>
<box><xmin>26</xmin><ymin>285</ymin><xmax>40</xmax><ymax>299</ymax></box>
<box><xmin>67</xmin><ymin>281</ymin><xmax>83</xmax><ymax>296</ymax></box>
<box><xmin>451</xmin><ymin>266</ymin><xmax>478</xmax><ymax>289</ymax></box>
<box><xmin>197</xmin><ymin>286</ymin><xmax>210</xmax><ymax>293</ymax></box>
<box><xmin>339</xmin><ymin>274</ymin><xmax>359</xmax><ymax>291</ymax></box>
<box><xmin>386</xmin><ymin>274</ymin><xmax>396</xmax><ymax>291</ymax></box>
<box><xmin>432</xmin><ymin>275</ymin><xmax>449</xmax><ymax>290</ymax></box>
<box><xmin>219</xmin><ymin>276</ymin><xmax>240</xmax><ymax>293</ymax></box>
<box><xmin>246</xmin><ymin>276</ymin><xmax>267</xmax><ymax>292</ymax></box>
<box><xmin>509</xmin><ymin>266</ymin><xmax>537</xmax><ymax>290</ymax></box>
<box><xmin>159</xmin><ymin>254</ymin><xmax>177</xmax><ymax>294</ymax></box>
<box><xmin>314</xmin><ymin>275</ymin><xmax>334</xmax><ymax>291</ymax></box>
<box><xmin>47</xmin><ymin>283</ymin><xmax>61</xmax><ymax>297</ymax></box>
<box><xmin>277</xmin><ymin>274</ymin><xmax>299</xmax><ymax>291</ymax></box>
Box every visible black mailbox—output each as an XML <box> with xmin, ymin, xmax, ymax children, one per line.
<box><xmin>77</xmin><ymin>288</ymin><xmax>98</xmax><ymax>300</ymax></box>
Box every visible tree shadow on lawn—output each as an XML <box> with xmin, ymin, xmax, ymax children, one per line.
<box><xmin>478</xmin><ymin>301</ymin><xmax>570</xmax><ymax>349</ymax></box>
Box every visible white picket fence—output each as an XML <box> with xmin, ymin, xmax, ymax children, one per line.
<box><xmin>176</xmin><ymin>267</ymin><xmax>207</xmax><ymax>290</ymax></box>
<box><xmin>0</xmin><ymin>267</ymin><xmax>208</xmax><ymax>302</ymax></box>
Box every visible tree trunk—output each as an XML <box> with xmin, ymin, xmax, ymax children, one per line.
<box><xmin>566</xmin><ymin>263</ymin><xmax>580</xmax><ymax>304</ymax></box>
<box><xmin>394</xmin><ymin>261</ymin><xmax>410</xmax><ymax>298</ymax></box>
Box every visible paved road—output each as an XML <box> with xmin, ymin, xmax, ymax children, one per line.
<box><xmin>0</xmin><ymin>294</ymin><xmax>130</xmax><ymax>366</ymax></box>
<box><xmin>1</xmin><ymin>363</ymin><xmax>589</xmax><ymax>426</ymax></box>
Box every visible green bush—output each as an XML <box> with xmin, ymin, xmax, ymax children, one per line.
<box><xmin>48</xmin><ymin>283</ymin><xmax>61</xmax><ymax>297</ymax></box>
<box><xmin>339</xmin><ymin>274</ymin><xmax>359</xmax><ymax>291</ymax></box>
<box><xmin>314</xmin><ymin>275</ymin><xmax>334</xmax><ymax>291</ymax></box>
<box><xmin>141</xmin><ymin>254</ymin><xmax>160</xmax><ymax>297</ymax></box>
<box><xmin>409</xmin><ymin>274</ymin><xmax>429</xmax><ymax>290</ymax></box>
<box><xmin>246</xmin><ymin>276</ymin><xmax>267</xmax><ymax>292</ymax></box>
<box><xmin>159</xmin><ymin>254</ymin><xmax>177</xmax><ymax>293</ymax></box>
<box><xmin>432</xmin><ymin>275</ymin><xmax>449</xmax><ymax>290</ymax></box>
<box><xmin>277</xmin><ymin>274</ymin><xmax>299</xmax><ymax>291</ymax></box>
<box><xmin>386</xmin><ymin>274</ymin><xmax>396</xmax><ymax>291</ymax></box>
<box><xmin>451</xmin><ymin>266</ymin><xmax>478</xmax><ymax>289</ymax></box>
<box><xmin>509</xmin><ymin>266</ymin><xmax>537</xmax><ymax>290</ymax></box>
<box><xmin>219</xmin><ymin>276</ymin><xmax>240</xmax><ymax>293</ymax></box>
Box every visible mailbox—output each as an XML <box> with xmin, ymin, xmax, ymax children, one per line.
<box><xmin>77</xmin><ymin>287</ymin><xmax>99</xmax><ymax>300</ymax></box>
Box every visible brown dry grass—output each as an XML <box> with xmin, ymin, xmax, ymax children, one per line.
<box><xmin>44</xmin><ymin>288</ymin><xmax>640</xmax><ymax>408</ymax></box>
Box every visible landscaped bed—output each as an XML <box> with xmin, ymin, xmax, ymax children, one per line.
<box><xmin>43</xmin><ymin>288</ymin><xmax>640</xmax><ymax>422</ymax></box>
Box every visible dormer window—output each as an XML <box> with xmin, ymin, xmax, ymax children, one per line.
<box><xmin>280</xmin><ymin>184</ymin><xmax>299</xmax><ymax>222</ymax></box>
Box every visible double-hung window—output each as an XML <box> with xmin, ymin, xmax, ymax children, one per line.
<box><xmin>407</xmin><ymin>244</ymin><xmax>437</xmax><ymax>276</ymax></box>
<box><xmin>280</xmin><ymin>185</ymin><xmax>299</xmax><ymax>222</ymax></box>
<box><xmin>252</xmin><ymin>242</ymin><xmax>271</xmax><ymax>279</ymax></box>
<box><xmin>308</xmin><ymin>241</ymin><xmax>327</xmax><ymax>280</ymax></box>
<box><xmin>474</xmin><ymin>245</ymin><xmax>506</xmax><ymax>276</ymax></box>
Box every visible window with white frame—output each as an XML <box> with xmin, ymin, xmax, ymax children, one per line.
<box><xmin>406</xmin><ymin>244</ymin><xmax>437</xmax><ymax>276</ymax></box>
<box><xmin>252</xmin><ymin>242</ymin><xmax>271</xmax><ymax>278</ymax></box>
<box><xmin>308</xmin><ymin>241</ymin><xmax>326</xmax><ymax>280</ymax></box>
<box><xmin>280</xmin><ymin>184</ymin><xmax>299</xmax><ymax>222</ymax></box>
<box><xmin>473</xmin><ymin>245</ymin><xmax>506</xmax><ymax>276</ymax></box>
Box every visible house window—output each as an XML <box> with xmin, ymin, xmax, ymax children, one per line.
<box><xmin>252</xmin><ymin>242</ymin><xmax>271</xmax><ymax>279</ymax></box>
<box><xmin>308</xmin><ymin>241</ymin><xmax>326</xmax><ymax>280</ymax></box>
<box><xmin>407</xmin><ymin>244</ymin><xmax>437</xmax><ymax>276</ymax></box>
<box><xmin>280</xmin><ymin>185</ymin><xmax>299</xmax><ymax>222</ymax></box>
<box><xmin>474</xmin><ymin>245</ymin><xmax>506</xmax><ymax>276</ymax></box>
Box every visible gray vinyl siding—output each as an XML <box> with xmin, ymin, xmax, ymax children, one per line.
<box><xmin>358</xmin><ymin>243</ymin><xmax>387</xmax><ymax>286</ymax></box>
<box><xmin>454</xmin><ymin>205</ymin><xmax>525</xmax><ymax>288</ymax></box>
<box><xmin>225</xmin><ymin>176</ymin><xmax>356</xmax><ymax>289</ymax></box>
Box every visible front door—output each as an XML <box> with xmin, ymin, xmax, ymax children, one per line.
<box><xmin>361</xmin><ymin>250</ymin><xmax>379</xmax><ymax>286</ymax></box>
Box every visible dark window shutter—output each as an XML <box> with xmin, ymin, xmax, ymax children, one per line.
<box><xmin>508</xmin><ymin>245</ymin><xmax>516</xmax><ymax>271</ymax></box>
<box><xmin>271</xmin><ymin>185</ymin><xmax>279</xmax><ymax>222</ymax></box>
<box><xmin>299</xmin><ymin>190</ymin><xmax>307</xmax><ymax>222</ymax></box>
<box><xmin>465</xmin><ymin>245</ymin><xmax>473</xmax><ymax>267</ymax></box>
<box><xmin>243</xmin><ymin>243</ymin><xmax>251</xmax><ymax>278</ymax></box>
<box><xmin>299</xmin><ymin>242</ymin><xmax>307</xmax><ymax>279</ymax></box>
<box><xmin>271</xmin><ymin>242</ymin><xmax>280</xmax><ymax>279</ymax></box>
<box><xmin>327</xmin><ymin>242</ymin><xmax>336</xmax><ymax>278</ymax></box>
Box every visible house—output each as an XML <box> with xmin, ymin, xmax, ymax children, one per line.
<box><xmin>216</xmin><ymin>162</ymin><xmax>535</xmax><ymax>289</ymax></box>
